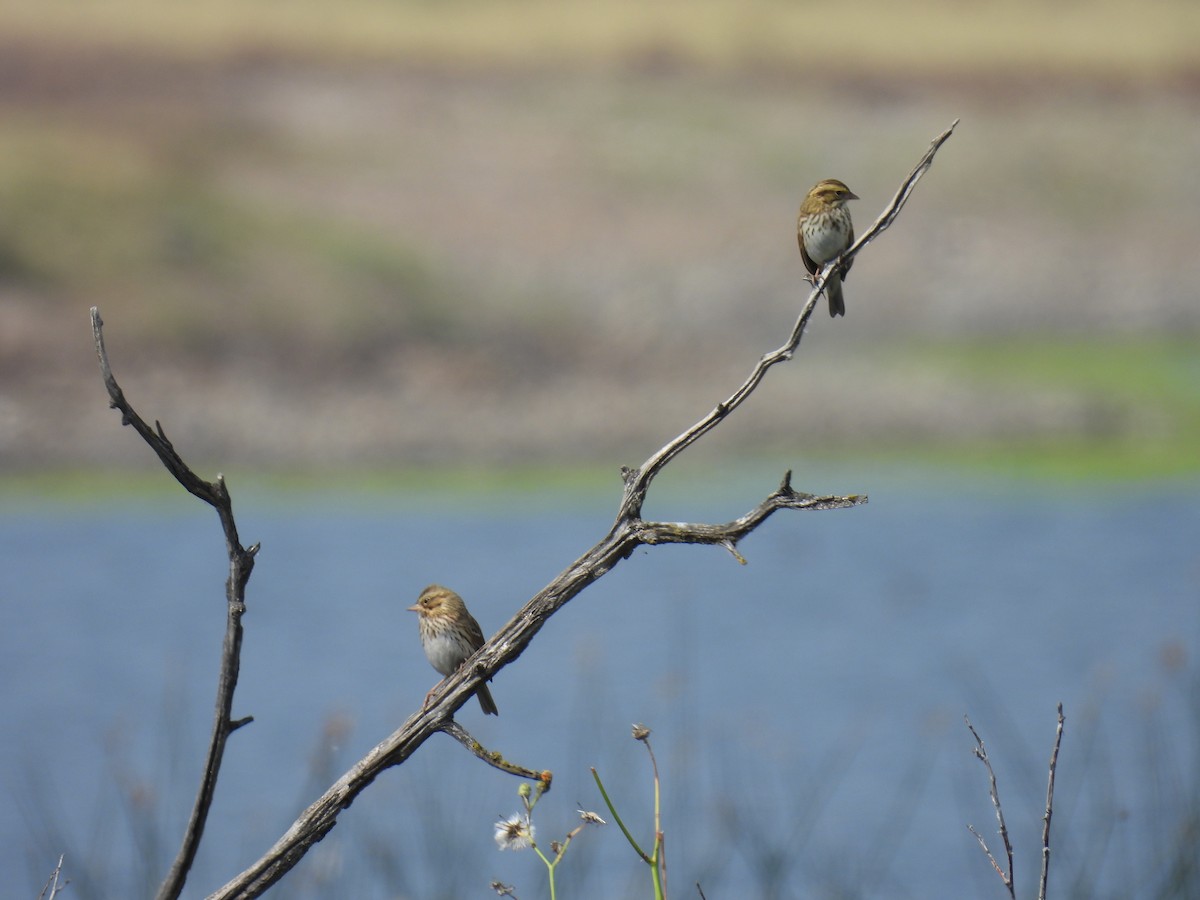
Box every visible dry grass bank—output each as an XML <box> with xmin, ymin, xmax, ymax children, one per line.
<box><xmin>0</xmin><ymin>12</ymin><xmax>1197</xmax><ymax>473</ymax></box>
<box><xmin>1</xmin><ymin>0</ymin><xmax>1197</xmax><ymax>79</ymax></box>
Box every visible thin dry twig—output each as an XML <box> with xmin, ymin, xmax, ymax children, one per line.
<box><xmin>38</xmin><ymin>854</ymin><xmax>68</xmax><ymax>900</ymax></box>
<box><xmin>1039</xmin><ymin>703</ymin><xmax>1066</xmax><ymax>900</ymax></box>
<box><xmin>438</xmin><ymin>721</ymin><xmax>553</xmax><ymax>785</ymax></box>
<box><xmin>635</xmin><ymin>469</ymin><xmax>864</xmax><ymax>563</ymax></box>
<box><xmin>91</xmin><ymin>308</ymin><xmax>259</xmax><ymax>900</ymax></box>
<box><xmin>965</xmin><ymin>715</ymin><xmax>1016</xmax><ymax>899</ymax></box>
<box><xmin>965</xmin><ymin>706</ymin><xmax>1067</xmax><ymax>900</ymax></box>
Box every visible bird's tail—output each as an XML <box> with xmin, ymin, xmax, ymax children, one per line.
<box><xmin>826</xmin><ymin>277</ymin><xmax>846</xmax><ymax>318</ymax></box>
<box><xmin>476</xmin><ymin>682</ymin><xmax>499</xmax><ymax>716</ymax></box>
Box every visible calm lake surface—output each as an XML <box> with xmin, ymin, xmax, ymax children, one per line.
<box><xmin>3</xmin><ymin>473</ymin><xmax>1198</xmax><ymax>898</ymax></box>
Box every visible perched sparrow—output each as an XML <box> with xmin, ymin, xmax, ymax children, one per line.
<box><xmin>408</xmin><ymin>584</ymin><xmax>498</xmax><ymax>716</ymax></box>
<box><xmin>797</xmin><ymin>178</ymin><xmax>859</xmax><ymax>317</ymax></box>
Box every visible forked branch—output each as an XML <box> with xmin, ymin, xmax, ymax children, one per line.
<box><xmin>92</xmin><ymin>309</ymin><xmax>259</xmax><ymax>900</ymax></box>
<box><xmin>965</xmin><ymin>715</ymin><xmax>1016</xmax><ymax>899</ymax></box>
<box><xmin>966</xmin><ymin>705</ymin><xmax>1066</xmax><ymax>900</ymax></box>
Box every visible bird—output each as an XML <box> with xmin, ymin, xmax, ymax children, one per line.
<box><xmin>408</xmin><ymin>584</ymin><xmax>499</xmax><ymax>715</ymax></box>
<box><xmin>797</xmin><ymin>178</ymin><xmax>859</xmax><ymax>317</ymax></box>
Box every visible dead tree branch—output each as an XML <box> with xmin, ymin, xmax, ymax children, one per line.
<box><xmin>204</xmin><ymin>121</ymin><xmax>955</xmax><ymax>899</ymax></box>
<box><xmin>91</xmin><ymin>308</ymin><xmax>259</xmax><ymax>900</ymax></box>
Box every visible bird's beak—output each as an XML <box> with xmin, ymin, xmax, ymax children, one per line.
<box><xmin>847</xmin><ymin>190</ymin><xmax>860</xmax><ymax>200</ymax></box>
<box><xmin>406</xmin><ymin>604</ymin><xmax>420</xmax><ymax>612</ymax></box>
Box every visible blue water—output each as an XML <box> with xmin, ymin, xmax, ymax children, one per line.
<box><xmin>2</xmin><ymin>476</ymin><xmax>1198</xmax><ymax>898</ymax></box>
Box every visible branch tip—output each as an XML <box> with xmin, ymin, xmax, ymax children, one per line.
<box><xmin>721</xmin><ymin>540</ymin><xmax>747</xmax><ymax>565</ymax></box>
<box><xmin>439</xmin><ymin>720</ymin><xmax>550</xmax><ymax>782</ymax></box>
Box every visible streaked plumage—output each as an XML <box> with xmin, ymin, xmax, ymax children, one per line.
<box><xmin>797</xmin><ymin>178</ymin><xmax>859</xmax><ymax>317</ymax></box>
<box><xmin>408</xmin><ymin>584</ymin><xmax>498</xmax><ymax>715</ymax></box>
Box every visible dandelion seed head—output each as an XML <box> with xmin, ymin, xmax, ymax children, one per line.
<box><xmin>494</xmin><ymin>813</ymin><xmax>535</xmax><ymax>851</ymax></box>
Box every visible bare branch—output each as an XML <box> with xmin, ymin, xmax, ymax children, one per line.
<box><xmin>1038</xmin><ymin>704</ymin><xmax>1066</xmax><ymax>900</ymax></box>
<box><xmin>618</xmin><ymin>119</ymin><xmax>959</xmax><ymax>520</ymax></box>
<box><xmin>965</xmin><ymin>715</ymin><xmax>1016</xmax><ymax>899</ymax></box>
<box><xmin>967</xmin><ymin>824</ymin><xmax>1009</xmax><ymax>887</ymax></box>
<box><xmin>842</xmin><ymin>120</ymin><xmax>959</xmax><ymax>269</ymax></box>
<box><xmin>91</xmin><ymin>308</ymin><xmax>258</xmax><ymax>900</ymax></box>
<box><xmin>438</xmin><ymin>720</ymin><xmax>554</xmax><ymax>785</ymax></box>
<box><xmin>635</xmin><ymin>470</ymin><xmax>865</xmax><ymax>560</ymax></box>
<box><xmin>202</xmin><ymin>124</ymin><xmax>954</xmax><ymax>897</ymax></box>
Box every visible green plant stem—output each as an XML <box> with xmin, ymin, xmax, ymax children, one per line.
<box><xmin>651</xmin><ymin>843</ymin><xmax>664</xmax><ymax>899</ymax></box>
<box><xmin>647</xmin><ymin>739</ymin><xmax>664</xmax><ymax>896</ymax></box>
<box><xmin>591</xmin><ymin>768</ymin><xmax>652</xmax><ymax>863</ymax></box>
<box><xmin>592</xmin><ymin>765</ymin><xmax>665</xmax><ymax>898</ymax></box>
<box><xmin>533</xmin><ymin>844</ymin><xmax>557</xmax><ymax>900</ymax></box>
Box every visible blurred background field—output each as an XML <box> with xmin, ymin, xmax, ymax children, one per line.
<box><xmin>0</xmin><ymin>0</ymin><xmax>1197</xmax><ymax>479</ymax></box>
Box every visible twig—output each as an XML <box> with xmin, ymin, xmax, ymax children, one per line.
<box><xmin>201</xmin><ymin>123</ymin><xmax>956</xmax><ymax>898</ymax></box>
<box><xmin>636</xmin><ymin>469</ymin><xmax>864</xmax><ymax>563</ymax></box>
<box><xmin>91</xmin><ymin>308</ymin><xmax>259</xmax><ymax>900</ymax></box>
<box><xmin>841</xmin><ymin>122</ymin><xmax>959</xmax><ymax>269</ymax></box>
<box><xmin>965</xmin><ymin>715</ymin><xmax>1016</xmax><ymax>899</ymax></box>
<box><xmin>1039</xmin><ymin>704</ymin><xmax>1065</xmax><ymax>900</ymax></box>
<box><xmin>38</xmin><ymin>854</ymin><xmax>68</xmax><ymax>900</ymax></box>
<box><xmin>438</xmin><ymin>720</ymin><xmax>553</xmax><ymax>785</ymax></box>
